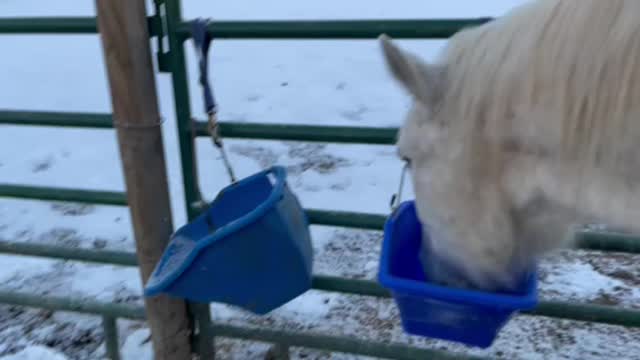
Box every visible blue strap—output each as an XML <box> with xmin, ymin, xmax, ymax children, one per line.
<box><xmin>191</xmin><ymin>18</ymin><xmax>217</xmax><ymax>114</ymax></box>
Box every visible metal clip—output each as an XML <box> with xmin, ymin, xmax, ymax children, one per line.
<box><xmin>207</xmin><ymin>112</ymin><xmax>237</xmax><ymax>183</ymax></box>
<box><xmin>390</xmin><ymin>161</ymin><xmax>410</xmax><ymax>211</ymax></box>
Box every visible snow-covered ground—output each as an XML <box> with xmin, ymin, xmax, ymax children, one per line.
<box><xmin>1</xmin><ymin>1</ymin><xmax>639</xmax><ymax>359</ymax></box>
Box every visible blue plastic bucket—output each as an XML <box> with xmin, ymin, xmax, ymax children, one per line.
<box><xmin>144</xmin><ymin>166</ymin><xmax>314</xmax><ymax>315</ymax></box>
<box><xmin>378</xmin><ymin>201</ymin><xmax>537</xmax><ymax>348</ymax></box>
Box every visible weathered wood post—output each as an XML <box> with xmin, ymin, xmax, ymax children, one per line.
<box><xmin>95</xmin><ymin>1</ymin><xmax>194</xmax><ymax>359</ymax></box>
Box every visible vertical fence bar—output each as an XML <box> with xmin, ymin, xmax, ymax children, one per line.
<box><xmin>161</xmin><ymin>0</ymin><xmax>204</xmax><ymax>218</ymax></box>
<box><xmin>265</xmin><ymin>343</ymin><xmax>290</xmax><ymax>360</ymax></box>
<box><xmin>162</xmin><ymin>0</ymin><xmax>216</xmax><ymax>358</ymax></box>
<box><xmin>102</xmin><ymin>316</ymin><xmax>121</xmax><ymax>360</ymax></box>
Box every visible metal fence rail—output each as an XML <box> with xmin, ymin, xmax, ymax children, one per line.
<box><xmin>0</xmin><ymin>17</ymin><xmax>492</xmax><ymax>38</ymax></box>
<box><xmin>195</xmin><ymin>120</ymin><xmax>399</xmax><ymax>145</ymax></box>
<box><xmin>0</xmin><ymin>17</ymin><xmax>98</xmax><ymax>34</ymax></box>
<box><xmin>2</xmin><ymin>183</ymin><xmax>640</xmax><ymax>253</ymax></box>
<box><xmin>0</xmin><ymin>290</ymin><xmax>488</xmax><ymax>360</ymax></box>
<box><xmin>174</xmin><ymin>18</ymin><xmax>493</xmax><ymax>39</ymax></box>
<box><xmin>1</xmin><ymin>2</ymin><xmax>640</xmax><ymax>359</ymax></box>
<box><xmin>2</xmin><ymin>241</ymin><xmax>640</xmax><ymax>329</ymax></box>
<box><xmin>0</xmin><ymin>184</ymin><xmax>127</xmax><ymax>205</ymax></box>
<box><xmin>0</xmin><ymin>110</ymin><xmax>399</xmax><ymax>144</ymax></box>
<box><xmin>0</xmin><ymin>110</ymin><xmax>113</xmax><ymax>128</ymax></box>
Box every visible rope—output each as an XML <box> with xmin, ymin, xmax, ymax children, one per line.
<box><xmin>191</xmin><ymin>18</ymin><xmax>237</xmax><ymax>184</ymax></box>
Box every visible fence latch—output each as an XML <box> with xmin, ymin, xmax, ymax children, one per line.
<box><xmin>150</xmin><ymin>0</ymin><xmax>171</xmax><ymax>73</ymax></box>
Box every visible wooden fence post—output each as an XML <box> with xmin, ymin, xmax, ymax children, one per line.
<box><xmin>95</xmin><ymin>1</ymin><xmax>194</xmax><ymax>359</ymax></box>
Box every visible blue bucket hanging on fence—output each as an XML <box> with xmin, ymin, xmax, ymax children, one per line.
<box><xmin>378</xmin><ymin>200</ymin><xmax>538</xmax><ymax>348</ymax></box>
<box><xmin>144</xmin><ymin>166</ymin><xmax>314</xmax><ymax>315</ymax></box>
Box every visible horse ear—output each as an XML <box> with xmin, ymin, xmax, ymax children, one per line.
<box><xmin>379</xmin><ymin>34</ymin><xmax>444</xmax><ymax>106</ymax></box>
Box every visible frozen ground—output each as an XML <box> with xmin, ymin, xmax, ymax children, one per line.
<box><xmin>0</xmin><ymin>0</ymin><xmax>639</xmax><ymax>359</ymax></box>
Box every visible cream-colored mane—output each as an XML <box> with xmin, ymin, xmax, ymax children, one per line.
<box><xmin>380</xmin><ymin>0</ymin><xmax>640</xmax><ymax>291</ymax></box>
<box><xmin>443</xmin><ymin>0</ymin><xmax>640</xmax><ymax>171</ymax></box>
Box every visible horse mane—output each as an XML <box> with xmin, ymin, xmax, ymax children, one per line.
<box><xmin>436</xmin><ymin>0</ymin><xmax>640</xmax><ymax>180</ymax></box>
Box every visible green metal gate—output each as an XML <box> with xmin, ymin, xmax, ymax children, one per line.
<box><xmin>1</xmin><ymin>1</ymin><xmax>639</xmax><ymax>359</ymax></box>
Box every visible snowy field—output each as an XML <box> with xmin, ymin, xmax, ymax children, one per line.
<box><xmin>1</xmin><ymin>0</ymin><xmax>639</xmax><ymax>359</ymax></box>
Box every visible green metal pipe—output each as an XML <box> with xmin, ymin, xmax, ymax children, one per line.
<box><xmin>0</xmin><ymin>17</ymin><xmax>162</xmax><ymax>36</ymax></box>
<box><xmin>0</xmin><ymin>110</ymin><xmax>397</xmax><ymax>144</ymax></box>
<box><xmin>527</xmin><ymin>301</ymin><xmax>640</xmax><ymax>328</ymax></box>
<box><xmin>211</xmin><ymin>323</ymin><xmax>490</xmax><ymax>360</ymax></box>
<box><xmin>312</xmin><ymin>276</ymin><xmax>640</xmax><ymax>328</ymax></box>
<box><xmin>176</xmin><ymin>18</ymin><xmax>493</xmax><ymax>39</ymax></box>
<box><xmin>575</xmin><ymin>231</ymin><xmax>640</xmax><ymax>253</ymax></box>
<box><xmin>306</xmin><ymin>210</ymin><xmax>640</xmax><ymax>253</ymax></box>
<box><xmin>188</xmin><ymin>202</ymin><xmax>640</xmax><ymax>252</ymax></box>
<box><xmin>316</xmin><ymin>277</ymin><xmax>640</xmax><ymax>328</ymax></box>
<box><xmin>193</xmin><ymin>120</ymin><xmax>397</xmax><ymax>145</ymax></box>
<box><xmin>0</xmin><ymin>17</ymin><xmax>98</xmax><ymax>34</ymax></box>
<box><xmin>164</xmin><ymin>0</ymin><xmax>215</xmax><ymax>357</ymax></box>
<box><xmin>0</xmin><ymin>16</ymin><xmax>492</xmax><ymax>39</ymax></box>
<box><xmin>103</xmin><ymin>316</ymin><xmax>121</xmax><ymax>360</ymax></box>
<box><xmin>0</xmin><ymin>110</ymin><xmax>113</xmax><ymax>128</ymax></box>
<box><xmin>0</xmin><ymin>184</ymin><xmax>127</xmax><ymax>206</ymax></box>
<box><xmin>164</xmin><ymin>2</ymin><xmax>203</xmax><ymax>222</ymax></box>
<box><xmin>0</xmin><ymin>290</ymin><xmax>146</xmax><ymax>319</ymax></box>
<box><xmin>5</xmin><ymin>288</ymin><xmax>637</xmax><ymax>359</ymax></box>
<box><xmin>1</xmin><ymin>241</ymin><xmax>639</xmax><ymax>328</ymax></box>
<box><xmin>0</xmin><ymin>290</ymin><xmax>484</xmax><ymax>360</ymax></box>
<box><xmin>306</xmin><ymin>209</ymin><xmax>386</xmax><ymax>230</ymax></box>
<box><xmin>313</xmin><ymin>275</ymin><xmax>390</xmax><ymax>298</ymax></box>
<box><xmin>266</xmin><ymin>343</ymin><xmax>290</xmax><ymax>360</ymax></box>
<box><xmin>0</xmin><ymin>184</ymin><xmax>637</xmax><ymax>253</ymax></box>
<box><xmin>0</xmin><ymin>241</ymin><xmax>137</xmax><ymax>266</ymax></box>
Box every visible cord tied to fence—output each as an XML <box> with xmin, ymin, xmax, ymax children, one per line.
<box><xmin>191</xmin><ymin>18</ymin><xmax>237</xmax><ymax>183</ymax></box>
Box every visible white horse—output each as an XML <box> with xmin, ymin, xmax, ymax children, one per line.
<box><xmin>379</xmin><ymin>0</ymin><xmax>640</xmax><ymax>292</ymax></box>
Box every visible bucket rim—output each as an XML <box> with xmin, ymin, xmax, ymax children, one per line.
<box><xmin>144</xmin><ymin>165</ymin><xmax>288</xmax><ymax>296</ymax></box>
<box><xmin>378</xmin><ymin>200</ymin><xmax>538</xmax><ymax>310</ymax></box>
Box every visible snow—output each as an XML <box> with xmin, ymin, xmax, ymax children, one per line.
<box><xmin>0</xmin><ymin>255</ymin><xmax>57</xmax><ymax>284</ymax></box>
<box><xmin>1</xmin><ymin>0</ymin><xmax>639</xmax><ymax>359</ymax></box>
<box><xmin>544</xmin><ymin>262</ymin><xmax>630</xmax><ymax>300</ymax></box>
<box><xmin>68</xmin><ymin>265</ymin><xmax>142</xmax><ymax>303</ymax></box>
<box><xmin>120</xmin><ymin>329</ymin><xmax>152</xmax><ymax>360</ymax></box>
<box><xmin>0</xmin><ymin>346</ymin><xmax>68</xmax><ymax>360</ymax></box>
